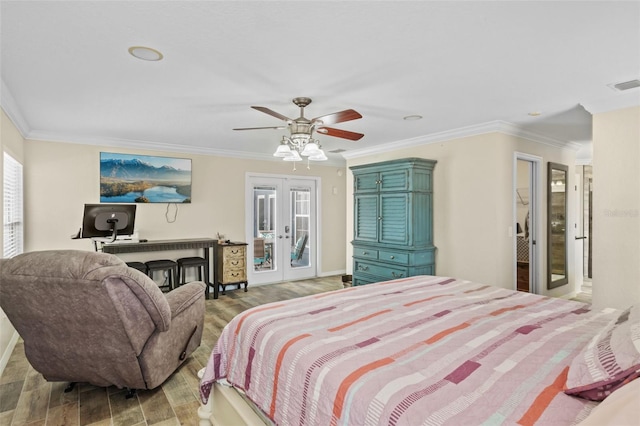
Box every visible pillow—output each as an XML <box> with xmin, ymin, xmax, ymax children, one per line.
<box><xmin>578</xmin><ymin>378</ymin><xmax>640</xmax><ymax>425</ymax></box>
<box><xmin>565</xmin><ymin>305</ymin><xmax>640</xmax><ymax>401</ymax></box>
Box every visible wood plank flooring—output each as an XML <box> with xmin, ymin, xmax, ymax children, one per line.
<box><xmin>0</xmin><ymin>276</ymin><xmax>344</xmax><ymax>426</ymax></box>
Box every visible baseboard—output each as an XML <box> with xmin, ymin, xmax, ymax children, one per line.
<box><xmin>317</xmin><ymin>269</ymin><xmax>346</xmax><ymax>277</ymax></box>
<box><xmin>0</xmin><ymin>331</ymin><xmax>19</xmax><ymax>377</ymax></box>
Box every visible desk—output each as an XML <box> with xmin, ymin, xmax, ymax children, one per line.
<box><xmin>102</xmin><ymin>238</ymin><xmax>219</xmax><ymax>299</ymax></box>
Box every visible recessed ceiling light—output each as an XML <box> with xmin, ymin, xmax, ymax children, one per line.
<box><xmin>528</xmin><ymin>111</ymin><xmax>542</xmax><ymax>117</ymax></box>
<box><xmin>128</xmin><ymin>46</ymin><xmax>163</xmax><ymax>61</ymax></box>
<box><xmin>403</xmin><ymin>115</ymin><xmax>423</xmax><ymax>121</ymax></box>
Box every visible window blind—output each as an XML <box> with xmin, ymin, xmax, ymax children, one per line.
<box><xmin>3</xmin><ymin>152</ymin><xmax>24</xmax><ymax>258</ymax></box>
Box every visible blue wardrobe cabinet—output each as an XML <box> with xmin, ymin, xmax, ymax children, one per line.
<box><xmin>350</xmin><ymin>158</ymin><xmax>436</xmax><ymax>286</ymax></box>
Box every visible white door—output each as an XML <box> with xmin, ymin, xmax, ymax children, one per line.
<box><xmin>514</xmin><ymin>154</ymin><xmax>541</xmax><ymax>294</ymax></box>
<box><xmin>246</xmin><ymin>175</ymin><xmax>318</xmax><ymax>285</ymax></box>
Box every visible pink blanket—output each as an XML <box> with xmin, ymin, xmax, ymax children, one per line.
<box><xmin>200</xmin><ymin>276</ymin><xmax>616</xmax><ymax>425</ymax></box>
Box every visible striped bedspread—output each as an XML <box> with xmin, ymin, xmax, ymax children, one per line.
<box><xmin>200</xmin><ymin>276</ymin><xmax>617</xmax><ymax>425</ymax></box>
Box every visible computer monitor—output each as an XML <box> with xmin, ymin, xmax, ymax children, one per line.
<box><xmin>81</xmin><ymin>204</ymin><xmax>136</xmax><ymax>242</ymax></box>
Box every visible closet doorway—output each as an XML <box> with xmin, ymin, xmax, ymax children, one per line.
<box><xmin>514</xmin><ymin>154</ymin><xmax>541</xmax><ymax>294</ymax></box>
<box><xmin>245</xmin><ymin>174</ymin><xmax>318</xmax><ymax>285</ymax></box>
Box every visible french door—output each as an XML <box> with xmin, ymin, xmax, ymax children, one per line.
<box><xmin>246</xmin><ymin>174</ymin><xmax>318</xmax><ymax>285</ymax></box>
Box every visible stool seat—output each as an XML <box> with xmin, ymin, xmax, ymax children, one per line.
<box><xmin>177</xmin><ymin>256</ymin><xmax>208</xmax><ymax>287</ymax></box>
<box><xmin>126</xmin><ymin>261</ymin><xmax>148</xmax><ymax>274</ymax></box>
<box><xmin>145</xmin><ymin>259</ymin><xmax>178</xmax><ymax>292</ymax></box>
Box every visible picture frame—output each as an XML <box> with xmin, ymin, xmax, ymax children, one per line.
<box><xmin>100</xmin><ymin>152</ymin><xmax>192</xmax><ymax>203</ymax></box>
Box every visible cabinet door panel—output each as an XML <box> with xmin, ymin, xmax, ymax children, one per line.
<box><xmin>354</xmin><ymin>195</ymin><xmax>378</xmax><ymax>241</ymax></box>
<box><xmin>354</xmin><ymin>172</ymin><xmax>379</xmax><ymax>193</ymax></box>
<box><xmin>379</xmin><ymin>169</ymin><xmax>409</xmax><ymax>191</ymax></box>
<box><xmin>379</xmin><ymin>194</ymin><xmax>409</xmax><ymax>244</ymax></box>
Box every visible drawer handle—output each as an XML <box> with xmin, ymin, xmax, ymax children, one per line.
<box><xmin>231</xmin><ymin>249</ymin><xmax>240</xmax><ymax>254</ymax></box>
<box><xmin>231</xmin><ymin>261</ymin><xmax>239</xmax><ymax>265</ymax></box>
<box><xmin>231</xmin><ymin>272</ymin><xmax>239</xmax><ymax>277</ymax></box>
<box><xmin>362</xmin><ymin>251</ymin><xmax>368</xmax><ymax>255</ymax></box>
<box><xmin>389</xmin><ymin>255</ymin><xmax>395</xmax><ymax>259</ymax></box>
<box><xmin>391</xmin><ymin>272</ymin><xmax>404</xmax><ymax>278</ymax></box>
<box><xmin>378</xmin><ymin>216</ymin><xmax>382</xmax><ymax>221</ymax></box>
<box><xmin>358</xmin><ymin>265</ymin><xmax>369</xmax><ymax>271</ymax></box>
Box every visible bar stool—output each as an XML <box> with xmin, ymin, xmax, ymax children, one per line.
<box><xmin>177</xmin><ymin>256</ymin><xmax>208</xmax><ymax>287</ymax></box>
<box><xmin>145</xmin><ymin>259</ymin><xmax>178</xmax><ymax>292</ymax></box>
<box><xmin>125</xmin><ymin>261</ymin><xmax>148</xmax><ymax>274</ymax></box>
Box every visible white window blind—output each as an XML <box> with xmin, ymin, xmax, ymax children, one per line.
<box><xmin>3</xmin><ymin>152</ymin><xmax>24</xmax><ymax>258</ymax></box>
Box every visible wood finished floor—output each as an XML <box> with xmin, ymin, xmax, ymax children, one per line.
<box><xmin>0</xmin><ymin>276</ymin><xmax>344</xmax><ymax>426</ymax></box>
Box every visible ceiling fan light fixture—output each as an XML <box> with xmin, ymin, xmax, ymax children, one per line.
<box><xmin>273</xmin><ymin>143</ymin><xmax>292</xmax><ymax>157</ymax></box>
<box><xmin>300</xmin><ymin>142</ymin><xmax>320</xmax><ymax>156</ymax></box>
<box><xmin>283</xmin><ymin>150</ymin><xmax>302</xmax><ymax>161</ymax></box>
<box><xmin>309</xmin><ymin>150</ymin><xmax>328</xmax><ymax>161</ymax></box>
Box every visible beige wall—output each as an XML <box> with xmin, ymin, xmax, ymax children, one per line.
<box><xmin>346</xmin><ymin>132</ymin><xmax>577</xmax><ymax>298</ymax></box>
<box><xmin>1</xmin><ymin>109</ymin><xmax>25</xmax><ymax>373</ymax></box>
<box><xmin>592</xmin><ymin>106</ymin><xmax>640</xmax><ymax>310</ymax></box>
<box><xmin>22</xmin><ymin>139</ymin><xmax>347</xmax><ymax>274</ymax></box>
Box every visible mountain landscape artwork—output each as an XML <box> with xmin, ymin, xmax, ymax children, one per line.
<box><xmin>100</xmin><ymin>152</ymin><xmax>192</xmax><ymax>203</ymax></box>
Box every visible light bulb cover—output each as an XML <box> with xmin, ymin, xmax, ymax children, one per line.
<box><xmin>273</xmin><ymin>144</ymin><xmax>292</xmax><ymax>157</ymax></box>
<box><xmin>301</xmin><ymin>142</ymin><xmax>320</xmax><ymax>156</ymax></box>
<box><xmin>283</xmin><ymin>151</ymin><xmax>302</xmax><ymax>161</ymax></box>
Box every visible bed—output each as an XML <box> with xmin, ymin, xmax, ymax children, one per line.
<box><xmin>198</xmin><ymin>275</ymin><xmax>640</xmax><ymax>425</ymax></box>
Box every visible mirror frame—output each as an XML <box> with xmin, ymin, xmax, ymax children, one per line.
<box><xmin>547</xmin><ymin>162</ymin><xmax>568</xmax><ymax>289</ymax></box>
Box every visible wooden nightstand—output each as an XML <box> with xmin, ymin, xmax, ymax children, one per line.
<box><xmin>216</xmin><ymin>242</ymin><xmax>248</xmax><ymax>295</ymax></box>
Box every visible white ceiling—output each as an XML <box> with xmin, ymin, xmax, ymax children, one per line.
<box><xmin>1</xmin><ymin>1</ymin><xmax>639</xmax><ymax>164</ymax></box>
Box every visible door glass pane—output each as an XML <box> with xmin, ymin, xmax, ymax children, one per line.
<box><xmin>290</xmin><ymin>188</ymin><xmax>310</xmax><ymax>268</ymax></box>
<box><xmin>253</xmin><ymin>186</ymin><xmax>276</xmax><ymax>272</ymax></box>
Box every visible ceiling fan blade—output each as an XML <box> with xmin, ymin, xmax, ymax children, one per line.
<box><xmin>233</xmin><ymin>126</ymin><xmax>287</xmax><ymax>131</ymax></box>
<box><xmin>312</xmin><ymin>109</ymin><xmax>362</xmax><ymax>125</ymax></box>
<box><xmin>316</xmin><ymin>127</ymin><xmax>364</xmax><ymax>141</ymax></box>
<box><xmin>251</xmin><ymin>106</ymin><xmax>293</xmax><ymax>122</ymax></box>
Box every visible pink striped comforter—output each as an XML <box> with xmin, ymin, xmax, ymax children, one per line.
<box><xmin>200</xmin><ymin>276</ymin><xmax>617</xmax><ymax>425</ymax></box>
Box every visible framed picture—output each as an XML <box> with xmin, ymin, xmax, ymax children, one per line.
<box><xmin>100</xmin><ymin>152</ymin><xmax>192</xmax><ymax>203</ymax></box>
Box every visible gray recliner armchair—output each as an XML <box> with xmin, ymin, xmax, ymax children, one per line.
<box><xmin>0</xmin><ymin>250</ymin><xmax>206</xmax><ymax>393</ymax></box>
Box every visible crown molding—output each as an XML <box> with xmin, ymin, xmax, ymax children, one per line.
<box><xmin>341</xmin><ymin>120</ymin><xmax>582</xmax><ymax>160</ymax></box>
<box><xmin>0</xmin><ymin>79</ymin><xmax>31</xmax><ymax>137</ymax></box>
<box><xmin>24</xmin><ymin>130</ymin><xmax>346</xmax><ymax>166</ymax></box>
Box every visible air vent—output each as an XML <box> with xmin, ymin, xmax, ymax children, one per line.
<box><xmin>329</xmin><ymin>149</ymin><xmax>346</xmax><ymax>153</ymax></box>
<box><xmin>609</xmin><ymin>79</ymin><xmax>640</xmax><ymax>91</ymax></box>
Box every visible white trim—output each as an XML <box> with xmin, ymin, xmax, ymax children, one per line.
<box><xmin>317</xmin><ymin>269</ymin><xmax>346</xmax><ymax>278</ymax></box>
<box><xmin>0</xmin><ymin>331</ymin><xmax>19</xmax><ymax>377</ymax></box>
<box><xmin>342</xmin><ymin>120</ymin><xmax>582</xmax><ymax>160</ymax></box>
<box><xmin>24</xmin><ymin>130</ymin><xmax>348</xmax><ymax>166</ymax></box>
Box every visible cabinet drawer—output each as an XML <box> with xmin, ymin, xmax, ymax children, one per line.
<box><xmin>353</xmin><ymin>247</ymin><xmax>378</xmax><ymax>260</ymax></box>
<box><xmin>378</xmin><ymin>250</ymin><xmax>409</xmax><ymax>265</ymax></box>
<box><xmin>223</xmin><ymin>257</ymin><xmax>245</xmax><ymax>269</ymax></box>
<box><xmin>223</xmin><ymin>247</ymin><xmax>245</xmax><ymax>259</ymax></box>
<box><xmin>222</xmin><ymin>268</ymin><xmax>246</xmax><ymax>283</ymax></box>
<box><xmin>353</xmin><ymin>275</ymin><xmax>377</xmax><ymax>286</ymax></box>
<box><xmin>354</xmin><ymin>260</ymin><xmax>408</xmax><ymax>280</ymax></box>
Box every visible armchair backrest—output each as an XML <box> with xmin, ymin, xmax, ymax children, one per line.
<box><xmin>0</xmin><ymin>250</ymin><xmax>173</xmax><ymax>389</ymax></box>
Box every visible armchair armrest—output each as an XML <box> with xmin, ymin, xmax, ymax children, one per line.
<box><xmin>165</xmin><ymin>281</ymin><xmax>206</xmax><ymax>318</ymax></box>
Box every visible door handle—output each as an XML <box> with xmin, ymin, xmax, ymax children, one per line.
<box><xmin>575</xmin><ymin>236</ymin><xmax>587</xmax><ymax>240</ymax></box>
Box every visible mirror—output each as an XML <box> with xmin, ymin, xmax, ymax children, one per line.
<box><xmin>547</xmin><ymin>162</ymin><xmax>568</xmax><ymax>289</ymax></box>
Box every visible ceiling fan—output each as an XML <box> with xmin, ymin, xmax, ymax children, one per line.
<box><xmin>233</xmin><ymin>97</ymin><xmax>364</xmax><ymax>141</ymax></box>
